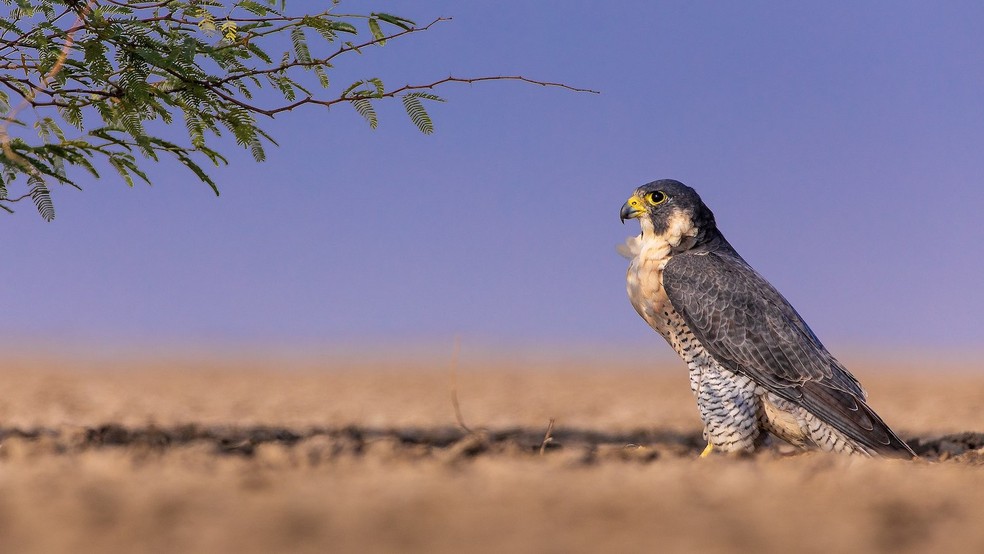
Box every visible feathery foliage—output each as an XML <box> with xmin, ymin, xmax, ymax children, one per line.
<box><xmin>0</xmin><ymin>1</ymin><xmax>595</xmax><ymax>220</ymax></box>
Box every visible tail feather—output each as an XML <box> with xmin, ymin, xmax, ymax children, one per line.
<box><xmin>800</xmin><ymin>382</ymin><xmax>916</xmax><ymax>459</ymax></box>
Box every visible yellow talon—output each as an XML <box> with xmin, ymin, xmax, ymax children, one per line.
<box><xmin>699</xmin><ymin>443</ymin><xmax>714</xmax><ymax>458</ymax></box>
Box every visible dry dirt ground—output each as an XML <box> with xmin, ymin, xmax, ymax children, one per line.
<box><xmin>1</xmin><ymin>355</ymin><xmax>983</xmax><ymax>554</ymax></box>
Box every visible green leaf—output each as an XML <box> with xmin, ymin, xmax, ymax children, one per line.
<box><xmin>238</xmin><ymin>0</ymin><xmax>270</xmax><ymax>17</ymax></box>
<box><xmin>28</xmin><ymin>175</ymin><xmax>55</xmax><ymax>222</ymax></box>
<box><xmin>248</xmin><ymin>136</ymin><xmax>265</xmax><ymax>162</ymax></box>
<box><xmin>246</xmin><ymin>41</ymin><xmax>273</xmax><ymax>64</ymax></box>
<box><xmin>109</xmin><ymin>156</ymin><xmax>136</xmax><ymax>188</ymax></box>
<box><xmin>303</xmin><ymin>16</ymin><xmax>337</xmax><ymax>42</ymax></box>
<box><xmin>176</xmin><ymin>153</ymin><xmax>220</xmax><ymax>196</ymax></box>
<box><xmin>314</xmin><ymin>65</ymin><xmax>330</xmax><ymax>89</ymax></box>
<box><xmin>342</xmin><ymin>77</ymin><xmax>386</xmax><ymax>98</ymax></box>
<box><xmin>343</xmin><ymin>78</ymin><xmax>385</xmax><ymax>99</ymax></box>
<box><xmin>405</xmin><ymin>92</ymin><xmax>446</xmax><ymax>102</ymax></box>
<box><xmin>330</xmin><ymin>21</ymin><xmax>358</xmax><ymax>35</ymax></box>
<box><xmin>270</xmin><ymin>74</ymin><xmax>297</xmax><ymax>101</ymax></box>
<box><xmin>198</xmin><ymin>9</ymin><xmax>217</xmax><ymax>34</ymax></box>
<box><xmin>401</xmin><ymin>94</ymin><xmax>434</xmax><ymax>134</ymax></box>
<box><xmin>351</xmin><ymin>98</ymin><xmax>377</xmax><ymax>129</ymax></box>
<box><xmin>368</xmin><ymin>77</ymin><xmax>385</xmax><ymax>96</ymax></box>
<box><xmin>374</xmin><ymin>13</ymin><xmax>416</xmax><ymax>31</ymax></box>
<box><xmin>58</xmin><ymin>103</ymin><xmax>84</xmax><ymax>130</ymax></box>
<box><xmin>290</xmin><ymin>26</ymin><xmax>311</xmax><ymax>63</ymax></box>
<box><xmin>183</xmin><ymin>110</ymin><xmax>207</xmax><ymax>149</ymax></box>
<box><xmin>368</xmin><ymin>18</ymin><xmax>386</xmax><ymax>45</ymax></box>
<box><xmin>0</xmin><ymin>19</ymin><xmax>25</xmax><ymax>35</ymax></box>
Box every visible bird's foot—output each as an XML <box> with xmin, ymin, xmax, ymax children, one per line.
<box><xmin>699</xmin><ymin>442</ymin><xmax>714</xmax><ymax>458</ymax></box>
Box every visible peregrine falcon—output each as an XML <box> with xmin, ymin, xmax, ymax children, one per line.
<box><xmin>620</xmin><ymin>179</ymin><xmax>914</xmax><ymax>458</ymax></box>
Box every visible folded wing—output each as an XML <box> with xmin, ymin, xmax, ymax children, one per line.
<box><xmin>662</xmin><ymin>247</ymin><xmax>914</xmax><ymax>458</ymax></box>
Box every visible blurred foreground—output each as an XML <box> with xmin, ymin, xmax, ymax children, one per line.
<box><xmin>0</xmin><ymin>356</ymin><xmax>983</xmax><ymax>553</ymax></box>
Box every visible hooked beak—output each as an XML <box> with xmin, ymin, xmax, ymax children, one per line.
<box><xmin>620</xmin><ymin>195</ymin><xmax>644</xmax><ymax>223</ymax></box>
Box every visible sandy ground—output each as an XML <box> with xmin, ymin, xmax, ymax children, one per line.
<box><xmin>1</xmin><ymin>355</ymin><xmax>983</xmax><ymax>554</ymax></box>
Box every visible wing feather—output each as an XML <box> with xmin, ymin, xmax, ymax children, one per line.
<box><xmin>662</xmin><ymin>246</ymin><xmax>914</xmax><ymax>457</ymax></box>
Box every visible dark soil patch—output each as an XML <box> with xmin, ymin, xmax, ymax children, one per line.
<box><xmin>1</xmin><ymin>425</ymin><xmax>978</xmax><ymax>463</ymax></box>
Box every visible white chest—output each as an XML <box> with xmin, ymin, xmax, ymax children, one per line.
<box><xmin>625</xmin><ymin>236</ymin><xmax>674</xmax><ymax>335</ymax></box>
<box><xmin>623</xmin><ymin>215</ymin><xmax>698</xmax><ymax>338</ymax></box>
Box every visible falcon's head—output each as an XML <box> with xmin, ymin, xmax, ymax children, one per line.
<box><xmin>620</xmin><ymin>179</ymin><xmax>718</xmax><ymax>247</ymax></box>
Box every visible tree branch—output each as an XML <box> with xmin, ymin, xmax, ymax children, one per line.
<box><xmin>0</xmin><ymin>3</ymin><xmax>599</xmax><ymax>221</ymax></box>
<box><xmin>205</xmin><ymin>17</ymin><xmax>451</xmax><ymax>89</ymax></box>
<box><xmin>1</xmin><ymin>0</ymin><xmax>96</xmax><ymax>171</ymax></box>
<box><xmin>232</xmin><ymin>75</ymin><xmax>599</xmax><ymax>118</ymax></box>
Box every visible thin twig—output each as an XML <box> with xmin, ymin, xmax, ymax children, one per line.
<box><xmin>2</xmin><ymin>191</ymin><xmax>32</xmax><ymax>203</ymax></box>
<box><xmin>449</xmin><ymin>335</ymin><xmax>472</xmax><ymax>434</ymax></box>
<box><xmin>239</xmin><ymin>75</ymin><xmax>599</xmax><ymax>118</ymax></box>
<box><xmin>539</xmin><ymin>418</ymin><xmax>556</xmax><ymax>456</ymax></box>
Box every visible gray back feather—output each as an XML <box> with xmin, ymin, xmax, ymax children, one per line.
<box><xmin>662</xmin><ymin>237</ymin><xmax>914</xmax><ymax>457</ymax></box>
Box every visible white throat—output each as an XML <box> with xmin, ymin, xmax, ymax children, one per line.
<box><xmin>643</xmin><ymin>212</ymin><xmax>698</xmax><ymax>248</ymax></box>
<box><xmin>618</xmin><ymin>212</ymin><xmax>699</xmax><ymax>261</ymax></box>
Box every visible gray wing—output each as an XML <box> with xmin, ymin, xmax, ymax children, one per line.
<box><xmin>662</xmin><ymin>248</ymin><xmax>914</xmax><ymax>458</ymax></box>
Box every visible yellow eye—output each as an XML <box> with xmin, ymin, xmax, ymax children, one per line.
<box><xmin>646</xmin><ymin>191</ymin><xmax>667</xmax><ymax>206</ymax></box>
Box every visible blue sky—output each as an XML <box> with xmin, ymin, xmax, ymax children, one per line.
<box><xmin>2</xmin><ymin>1</ymin><xmax>983</xmax><ymax>358</ymax></box>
